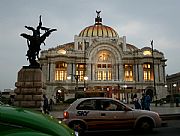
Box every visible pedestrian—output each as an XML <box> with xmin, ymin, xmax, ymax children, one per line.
<box><xmin>49</xmin><ymin>98</ymin><xmax>54</xmax><ymax>111</ymax></box>
<box><xmin>141</xmin><ymin>93</ymin><xmax>146</xmax><ymax>110</ymax></box>
<box><xmin>43</xmin><ymin>94</ymin><xmax>49</xmax><ymax>114</ymax></box>
<box><xmin>175</xmin><ymin>97</ymin><xmax>179</xmax><ymax>107</ymax></box>
<box><xmin>144</xmin><ymin>94</ymin><xmax>151</xmax><ymax>111</ymax></box>
<box><xmin>133</xmin><ymin>94</ymin><xmax>141</xmax><ymax>109</ymax></box>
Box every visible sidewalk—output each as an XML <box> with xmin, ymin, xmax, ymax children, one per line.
<box><xmin>50</xmin><ymin>103</ymin><xmax>180</xmax><ymax>119</ymax></box>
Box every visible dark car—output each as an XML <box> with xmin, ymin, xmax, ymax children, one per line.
<box><xmin>0</xmin><ymin>104</ymin><xmax>77</xmax><ymax>136</ymax></box>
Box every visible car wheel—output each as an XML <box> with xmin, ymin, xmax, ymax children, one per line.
<box><xmin>136</xmin><ymin>118</ymin><xmax>153</xmax><ymax>132</ymax></box>
<box><xmin>69</xmin><ymin>121</ymin><xmax>86</xmax><ymax>136</ymax></box>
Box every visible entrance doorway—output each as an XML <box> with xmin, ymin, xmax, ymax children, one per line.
<box><xmin>56</xmin><ymin>89</ymin><xmax>64</xmax><ymax>103</ymax></box>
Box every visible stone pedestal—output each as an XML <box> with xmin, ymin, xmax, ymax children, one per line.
<box><xmin>14</xmin><ymin>66</ymin><xmax>45</xmax><ymax>108</ymax></box>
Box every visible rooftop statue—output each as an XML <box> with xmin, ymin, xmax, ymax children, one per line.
<box><xmin>20</xmin><ymin>15</ymin><xmax>57</xmax><ymax>67</ymax></box>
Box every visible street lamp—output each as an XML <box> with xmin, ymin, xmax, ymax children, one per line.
<box><xmin>169</xmin><ymin>83</ymin><xmax>177</xmax><ymax>107</ymax></box>
<box><xmin>67</xmin><ymin>74</ymin><xmax>80</xmax><ymax>98</ymax></box>
<box><xmin>67</xmin><ymin>76</ymin><xmax>71</xmax><ymax>80</ymax></box>
<box><xmin>151</xmin><ymin>40</ymin><xmax>157</xmax><ymax>106</ymax></box>
<box><xmin>84</xmin><ymin>76</ymin><xmax>88</xmax><ymax>81</ymax></box>
<box><xmin>84</xmin><ymin>76</ymin><xmax>88</xmax><ymax>91</ymax></box>
<box><xmin>123</xmin><ymin>84</ymin><xmax>127</xmax><ymax>103</ymax></box>
<box><xmin>165</xmin><ymin>84</ymin><xmax>173</xmax><ymax>107</ymax></box>
<box><xmin>173</xmin><ymin>83</ymin><xmax>177</xmax><ymax>88</ymax></box>
<box><xmin>74</xmin><ymin>75</ymin><xmax>80</xmax><ymax>94</ymax></box>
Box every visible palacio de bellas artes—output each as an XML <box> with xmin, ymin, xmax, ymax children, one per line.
<box><xmin>39</xmin><ymin>11</ymin><xmax>167</xmax><ymax>104</ymax></box>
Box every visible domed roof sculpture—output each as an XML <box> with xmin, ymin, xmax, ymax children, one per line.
<box><xmin>79</xmin><ymin>11</ymin><xmax>119</xmax><ymax>38</ymax></box>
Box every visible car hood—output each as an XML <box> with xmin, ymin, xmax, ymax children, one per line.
<box><xmin>132</xmin><ymin>109</ymin><xmax>159</xmax><ymax>117</ymax></box>
<box><xmin>0</xmin><ymin>105</ymin><xmax>75</xmax><ymax>136</ymax></box>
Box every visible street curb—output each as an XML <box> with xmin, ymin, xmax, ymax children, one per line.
<box><xmin>160</xmin><ymin>113</ymin><xmax>180</xmax><ymax>120</ymax></box>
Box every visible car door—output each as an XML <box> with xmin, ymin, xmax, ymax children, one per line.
<box><xmin>97</xmin><ymin>99</ymin><xmax>135</xmax><ymax>130</ymax></box>
<box><xmin>76</xmin><ymin>99</ymin><xmax>103</xmax><ymax>130</ymax></box>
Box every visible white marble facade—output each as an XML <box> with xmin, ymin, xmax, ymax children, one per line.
<box><xmin>39</xmin><ymin>12</ymin><xmax>167</xmax><ymax>103</ymax></box>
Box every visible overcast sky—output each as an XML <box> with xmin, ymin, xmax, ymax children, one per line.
<box><xmin>0</xmin><ymin>0</ymin><xmax>180</xmax><ymax>91</ymax></box>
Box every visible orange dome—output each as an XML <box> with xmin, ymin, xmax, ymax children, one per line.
<box><xmin>79</xmin><ymin>24</ymin><xmax>119</xmax><ymax>38</ymax></box>
<box><xmin>79</xmin><ymin>11</ymin><xmax>119</xmax><ymax>38</ymax></box>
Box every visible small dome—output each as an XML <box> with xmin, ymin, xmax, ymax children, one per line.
<box><xmin>79</xmin><ymin>11</ymin><xmax>119</xmax><ymax>38</ymax></box>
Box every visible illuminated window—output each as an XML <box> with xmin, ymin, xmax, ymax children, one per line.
<box><xmin>55</xmin><ymin>62</ymin><xmax>67</xmax><ymax>81</ymax></box>
<box><xmin>107</xmin><ymin>71</ymin><xmax>112</xmax><ymax>80</ymax></box>
<box><xmin>143</xmin><ymin>63</ymin><xmax>153</xmax><ymax>81</ymax></box>
<box><xmin>78</xmin><ymin>42</ymin><xmax>82</xmax><ymax>50</ymax></box>
<box><xmin>96</xmin><ymin>64</ymin><xmax>112</xmax><ymax>81</ymax></box>
<box><xmin>143</xmin><ymin>50</ymin><xmax>151</xmax><ymax>56</ymax></box>
<box><xmin>55</xmin><ymin>70</ymin><xmax>67</xmax><ymax>80</ymax></box>
<box><xmin>96</xmin><ymin>51</ymin><xmax>112</xmax><ymax>81</ymax></box>
<box><xmin>76</xmin><ymin>64</ymin><xmax>85</xmax><ymax>81</ymax></box>
<box><xmin>102</xmin><ymin>71</ymin><xmax>106</xmax><ymax>80</ymax></box>
<box><xmin>124</xmin><ymin>64</ymin><xmax>133</xmax><ymax>81</ymax></box>
<box><xmin>97</xmin><ymin>71</ymin><xmax>102</xmax><ymax>80</ymax></box>
<box><xmin>98</xmin><ymin>53</ymin><xmax>109</xmax><ymax>61</ymax></box>
<box><xmin>57</xmin><ymin>49</ymin><xmax>66</xmax><ymax>54</ymax></box>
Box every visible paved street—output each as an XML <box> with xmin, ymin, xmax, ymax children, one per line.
<box><xmin>50</xmin><ymin>103</ymin><xmax>180</xmax><ymax>119</ymax></box>
<box><xmin>83</xmin><ymin>120</ymin><xmax>180</xmax><ymax>136</ymax></box>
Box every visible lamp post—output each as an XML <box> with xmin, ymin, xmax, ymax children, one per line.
<box><xmin>74</xmin><ymin>75</ymin><xmax>80</xmax><ymax>94</ymax></box>
<box><xmin>168</xmin><ymin>83</ymin><xmax>177</xmax><ymax>107</ymax></box>
<box><xmin>67</xmin><ymin>75</ymin><xmax>80</xmax><ymax>98</ymax></box>
<box><xmin>84</xmin><ymin>76</ymin><xmax>88</xmax><ymax>91</ymax></box>
<box><xmin>124</xmin><ymin>84</ymin><xmax>127</xmax><ymax>103</ymax></box>
<box><xmin>151</xmin><ymin>40</ymin><xmax>157</xmax><ymax>106</ymax></box>
<box><xmin>172</xmin><ymin>83</ymin><xmax>177</xmax><ymax>107</ymax></box>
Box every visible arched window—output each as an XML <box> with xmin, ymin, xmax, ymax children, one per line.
<box><xmin>96</xmin><ymin>51</ymin><xmax>112</xmax><ymax>81</ymax></box>
<box><xmin>76</xmin><ymin>64</ymin><xmax>85</xmax><ymax>81</ymax></box>
<box><xmin>124</xmin><ymin>64</ymin><xmax>133</xmax><ymax>81</ymax></box>
<box><xmin>143</xmin><ymin>63</ymin><xmax>153</xmax><ymax>81</ymax></box>
<box><xmin>55</xmin><ymin>62</ymin><xmax>67</xmax><ymax>81</ymax></box>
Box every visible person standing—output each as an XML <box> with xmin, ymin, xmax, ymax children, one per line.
<box><xmin>133</xmin><ymin>94</ymin><xmax>141</xmax><ymax>109</ymax></box>
<box><xmin>49</xmin><ymin>98</ymin><xmax>54</xmax><ymax>111</ymax></box>
<box><xmin>141</xmin><ymin>93</ymin><xmax>146</xmax><ymax>110</ymax></box>
<box><xmin>144</xmin><ymin>94</ymin><xmax>151</xmax><ymax>111</ymax></box>
<box><xmin>43</xmin><ymin>94</ymin><xmax>49</xmax><ymax>114</ymax></box>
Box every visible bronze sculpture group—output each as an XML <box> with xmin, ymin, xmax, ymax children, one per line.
<box><xmin>20</xmin><ymin>15</ymin><xmax>57</xmax><ymax>67</ymax></box>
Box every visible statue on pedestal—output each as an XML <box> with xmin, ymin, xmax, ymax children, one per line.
<box><xmin>20</xmin><ymin>15</ymin><xmax>57</xmax><ymax>67</ymax></box>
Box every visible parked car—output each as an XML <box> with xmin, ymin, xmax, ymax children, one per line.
<box><xmin>0</xmin><ymin>104</ymin><xmax>77</xmax><ymax>136</ymax></box>
<box><xmin>63</xmin><ymin>97</ymin><xmax>162</xmax><ymax>134</ymax></box>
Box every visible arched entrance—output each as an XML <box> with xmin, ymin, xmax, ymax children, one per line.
<box><xmin>55</xmin><ymin>88</ymin><xmax>65</xmax><ymax>103</ymax></box>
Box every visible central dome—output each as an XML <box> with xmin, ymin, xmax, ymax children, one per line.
<box><xmin>79</xmin><ymin>11</ymin><xmax>119</xmax><ymax>38</ymax></box>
